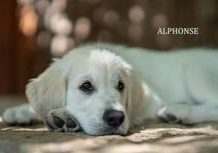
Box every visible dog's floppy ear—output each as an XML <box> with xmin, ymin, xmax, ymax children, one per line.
<box><xmin>125</xmin><ymin>69</ymin><xmax>145</xmax><ymax>126</ymax></box>
<box><xmin>26</xmin><ymin>65</ymin><xmax>67</xmax><ymax>119</ymax></box>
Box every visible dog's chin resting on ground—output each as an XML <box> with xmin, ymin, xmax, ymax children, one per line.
<box><xmin>2</xmin><ymin>43</ymin><xmax>218</xmax><ymax>135</ymax></box>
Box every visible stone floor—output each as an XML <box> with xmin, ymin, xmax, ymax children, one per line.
<box><xmin>1</xmin><ymin>96</ymin><xmax>218</xmax><ymax>153</ymax></box>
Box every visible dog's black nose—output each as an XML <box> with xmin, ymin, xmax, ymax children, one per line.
<box><xmin>103</xmin><ymin>109</ymin><xmax>124</xmax><ymax>127</ymax></box>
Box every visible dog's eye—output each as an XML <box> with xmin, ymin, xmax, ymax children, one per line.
<box><xmin>116</xmin><ymin>81</ymin><xmax>125</xmax><ymax>92</ymax></box>
<box><xmin>79</xmin><ymin>81</ymin><xmax>94</xmax><ymax>94</ymax></box>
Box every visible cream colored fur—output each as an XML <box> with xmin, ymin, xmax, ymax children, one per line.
<box><xmin>3</xmin><ymin>44</ymin><xmax>218</xmax><ymax>135</ymax></box>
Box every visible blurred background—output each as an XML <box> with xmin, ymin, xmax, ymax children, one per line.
<box><xmin>0</xmin><ymin>0</ymin><xmax>218</xmax><ymax>95</ymax></box>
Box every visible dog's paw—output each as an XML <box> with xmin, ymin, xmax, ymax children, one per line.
<box><xmin>2</xmin><ymin>104</ymin><xmax>37</xmax><ymax>125</ymax></box>
<box><xmin>157</xmin><ymin>104</ymin><xmax>194</xmax><ymax>125</ymax></box>
<box><xmin>45</xmin><ymin>108</ymin><xmax>80</xmax><ymax>132</ymax></box>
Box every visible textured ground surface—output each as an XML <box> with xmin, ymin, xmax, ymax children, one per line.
<box><xmin>1</xmin><ymin>96</ymin><xmax>218</xmax><ymax>153</ymax></box>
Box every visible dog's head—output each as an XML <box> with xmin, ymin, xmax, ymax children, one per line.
<box><xmin>26</xmin><ymin>47</ymin><xmax>142</xmax><ymax>135</ymax></box>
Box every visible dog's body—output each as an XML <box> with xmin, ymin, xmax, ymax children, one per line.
<box><xmin>3</xmin><ymin>44</ymin><xmax>218</xmax><ymax>135</ymax></box>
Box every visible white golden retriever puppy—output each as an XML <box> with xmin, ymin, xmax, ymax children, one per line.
<box><xmin>2</xmin><ymin>44</ymin><xmax>218</xmax><ymax>135</ymax></box>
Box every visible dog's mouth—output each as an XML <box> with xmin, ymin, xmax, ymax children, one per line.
<box><xmin>70</xmin><ymin>119</ymin><xmax>128</xmax><ymax>136</ymax></box>
<box><xmin>79</xmin><ymin>121</ymin><xmax>128</xmax><ymax>136</ymax></box>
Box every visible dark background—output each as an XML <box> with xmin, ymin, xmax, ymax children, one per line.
<box><xmin>0</xmin><ymin>0</ymin><xmax>218</xmax><ymax>95</ymax></box>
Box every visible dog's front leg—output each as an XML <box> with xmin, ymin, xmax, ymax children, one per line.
<box><xmin>2</xmin><ymin>104</ymin><xmax>41</xmax><ymax>125</ymax></box>
<box><xmin>157</xmin><ymin>102</ymin><xmax>218</xmax><ymax>125</ymax></box>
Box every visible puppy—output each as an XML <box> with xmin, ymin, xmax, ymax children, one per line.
<box><xmin>2</xmin><ymin>44</ymin><xmax>218</xmax><ymax>135</ymax></box>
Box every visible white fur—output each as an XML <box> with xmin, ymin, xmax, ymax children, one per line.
<box><xmin>2</xmin><ymin>44</ymin><xmax>218</xmax><ymax>135</ymax></box>
<box><xmin>2</xmin><ymin>104</ymin><xmax>39</xmax><ymax>125</ymax></box>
